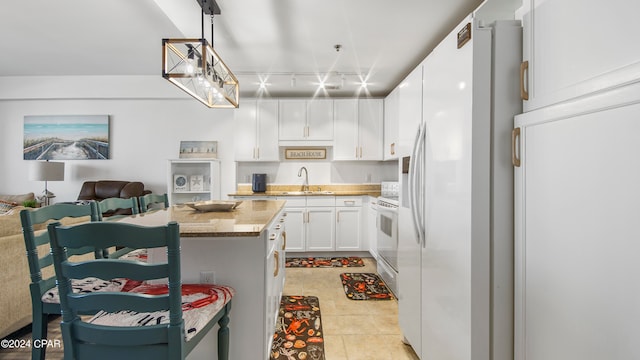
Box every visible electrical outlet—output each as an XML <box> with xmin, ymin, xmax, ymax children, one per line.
<box><xmin>200</xmin><ymin>270</ymin><xmax>215</xmax><ymax>284</ymax></box>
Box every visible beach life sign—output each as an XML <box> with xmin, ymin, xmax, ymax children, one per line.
<box><xmin>284</xmin><ymin>148</ymin><xmax>326</xmax><ymax>160</ymax></box>
<box><xmin>23</xmin><ymin>115</ymin><xmax>110</xmax><ymax>160</ymax></box>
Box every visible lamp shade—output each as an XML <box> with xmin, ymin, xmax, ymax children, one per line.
<box><xmin>29</xmin><ymin>161</ymin><xmax>65</xmax><ymax>181</ymax></box>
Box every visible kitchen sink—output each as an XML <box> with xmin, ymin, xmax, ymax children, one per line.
<box><xmin>278</xmin><ymin>191</ymin><xmax>335</xmax><ymax>195</ymax></box>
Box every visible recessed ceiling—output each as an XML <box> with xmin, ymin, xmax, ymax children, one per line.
<box><xmin>0</xmin><ymin>0</ymin><xmax>507</xmax><ymax>99</ymax></box>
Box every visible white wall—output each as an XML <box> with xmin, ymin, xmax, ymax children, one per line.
<box><xmin>0</xmin><ymin>78</ymin><xmax>237</xmax><ymax>202</ymax></box>
<box><xmin>0</xmin><ymin>75</ymin><xmax>397</xmax><ymax>202</ymax></box>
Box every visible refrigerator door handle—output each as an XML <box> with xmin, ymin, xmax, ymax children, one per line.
<box><xmin>409</xmin><ymin>123</ymin><xmax>424</xmax><ymax>245</ymax></box>
<box><xmin>414</xmin><ymin>123</ymin><xmax>427</xmax><ymax>247</ymax></box>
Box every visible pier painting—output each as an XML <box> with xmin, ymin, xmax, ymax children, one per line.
<box><xmin>23</xmin><ymin>115</ymin><xmax>110</xmax><ymax>160</ymax></box>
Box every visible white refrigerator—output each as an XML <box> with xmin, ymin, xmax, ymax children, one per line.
<box><xmin>399</xmin><ymin>14</ymin><xmax>522</xmax><ymax>360</ymax></box>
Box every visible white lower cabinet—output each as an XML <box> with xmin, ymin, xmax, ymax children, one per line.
<box><xmin>265</xmin><ymin>214</ymin><xmax>286</xmax><ymax>356</ymax></box>
<box><xmin>232</xmin><ymin>195</ymin><xmax>368</xmax><ymax>253</ymax></box>
<box><xmin>282</xmin><ymin>206</ymin><xmax>305</xmax><ymax>251</ymax></box>
<box><xmin>335</xmin><ymin>196</ymin><xmax>363</xmax><ymax>250</ymax></box>
<box><xmin>305</xmin><ymin>206</ymin><xmax>335</xmax><ymax>251</ymax></box>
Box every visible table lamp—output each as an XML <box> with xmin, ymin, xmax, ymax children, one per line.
<box><xmin>29</xmin><ymin>161</ymin><xmax>65</xmax><ymax>206</ymax></box>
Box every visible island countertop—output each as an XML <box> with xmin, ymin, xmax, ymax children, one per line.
<box><xmin>115</xmin><ymin>200</ymin><xmax>286</xmax><ymax>237</ymax></box>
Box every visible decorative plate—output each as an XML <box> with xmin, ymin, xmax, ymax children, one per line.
<box><xmin>185</xmin><ymin>200</ymin><xmax>242</xmax><ymax>212</ymax></box>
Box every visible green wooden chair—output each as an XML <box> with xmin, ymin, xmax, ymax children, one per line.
<box><xmin>94</xmin><ymin>197</ymin><xmax>139</xmax><ymax>221</ymax></box>
<box><xmin>139</xmin><ymin>193</ymin><xmax>169</xmax><ymax>213</ymax></box>
<box><xmin>20</xmin><ymin>203</ymin><xmax>102</xmax><ymax>360</ymax></box>
<box><xmin>47</xmin><ymin>221</ymin><xmax>233</xmax><ymax>360</ymax></box>
<box><xmin>94</xmin><ymin>197</ymin><xmax>141</xmax><ymax>259</ymax></box>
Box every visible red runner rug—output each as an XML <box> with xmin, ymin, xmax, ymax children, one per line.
<box><xmin>271</xmin><ymin>295</ymin><xmax>325</xmax><ymax>360</ymax></box>
<box><xmin>285</xmin><ymin>256</ymin><xmax>365</xmax><ymax>268</ymax></box>
<box><xmin>340</xmin><ymin>273</ymin><xmax>394</xmax><ymax>300</ymax></box>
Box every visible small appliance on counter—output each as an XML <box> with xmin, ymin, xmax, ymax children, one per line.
<box><xmin>252</xmin><ymin>173</ymin><xmax>267</xmax><ymax>192</ymax></box>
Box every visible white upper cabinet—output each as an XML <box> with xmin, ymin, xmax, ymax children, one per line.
<box><xmin>234</xmin><ymin>99</ymin><xmax>279</xmax><ymax>161</ymax></box>
<box><xmin>383</xmin><ymin>87</ymin><xmax>400</xmax><ymax>160</ymax></box>
<box><xmin>519</xmin><ymin>0</ymin><xmax>640</xmax><ymax>111</ymax></box>
<box><xmin>397</xmin><ymin>64</ymin><xmax>423</xmax><ymax>157</ymax></box>
<box><xmin>306</xmin><ymin>99</ymin><xmax>334</xmax><ymax>141</ymax></box>
<box><xmin>333</xmin><ymin>99</ymin><xmax>383</xmax><ymax>160</ymax></box>
<box><xmin>358</xmin><ymin>99</ymin><xmax>383</xmax><ymax>160</ymax></box>
<box><xmin>279</xmin><ymin>99</ymin><xmax>333</xmax><ymax>142</ymax></box>
<box><xmin>333</xmin><ymin>99</ymin><xmax>359</xmax><ymax>159</ymax></box>
<box><xmin>278</xmin><ymin>99</ymin><xmax>306</xmax><ymax>141</ymax></box>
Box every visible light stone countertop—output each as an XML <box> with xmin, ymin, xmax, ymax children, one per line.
<box><xmin>229</xmin><ymin>183</ymin><xmax>381</xmax><ymax>198</ymax></box>
<box><xmin>114</xmin><ymin>200</ymin><xmax>286</xmax><ymax>237</ymax></box>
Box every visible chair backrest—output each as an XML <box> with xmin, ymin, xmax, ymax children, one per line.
<box><xmin>20</xmin><ymin>203</ymin><xmax>100</xmax><ymax>306</ymax></box>
<box><xmin>139</xmin><ymin>193</ymin><xmax>169</xmax><ymax>213</ymax></box>
<box><xmin>95</xmin><ymin>197</ymin><xmax>139</xmax><ymax>220</ymax></box>
<box><xmin>47</xmin><ymin>221</ymin><xmax>184</xmax><ymax>359</ymax></box>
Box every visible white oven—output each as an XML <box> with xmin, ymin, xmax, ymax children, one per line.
<box><xmin>376</xmin><ymin>195</ymin><xmax>398</xmax><ymax>296</ymax></box>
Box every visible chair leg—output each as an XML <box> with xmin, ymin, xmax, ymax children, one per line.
<box><xmin>31</xmin><ymin>312</ymin><xmax>48</xmax><ymax>360</ymax></box>
<box><xmin>217</xmin><ymin>307</ymin><xmax>230</xmax><ymax>360</ymax></box>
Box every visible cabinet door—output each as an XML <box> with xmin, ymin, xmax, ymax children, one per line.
<box><xmin>333</xmin><ymin>99</ymin><xmax>359</xmax><ymax>160</ymax></box>
<box><xmin>278</xmin><ymin>99</ymin><xmax>306</xmax><ymax>140</ymax></box>
<box><xmin>306</xmin><ymin>99</ymin><xmax>334</xmax><ymax>140</ymax></box>
<box><xmin>397</xmin><ymin>64</ymin><xmax>423</xmax><ymax>156</ymax></box>
<box><xmin>305</xmin><ymin>207</ymin><xmax>335</xmax><ymax>251</ymax></box>
<box><xmin>234</xmin><ymin>100</ymin><xmax>257</xmax><ymax>161</ymax></box>
<box><xmin>514</xmin><ymin>87</ymin><xmax>640</xmax><ymax>360</ymax></box>
<box><xmin>358</xmin><ymin>99</ymin><xmax>383</xmax><ymax>161</ymax></box>
<box><xmin>520</xmin><ymin>0</ymin><xmax>640</xmax><ymax>111</ymax></box>
<box><xmin>283</xmin><ymin>207</ymin><xmax>305</xmax><ymax>252</ymax></box>
<box><xmin>384</xmin><ymin>88</ymin><xmax>400</xmax><ymax>160</ymax></box>
<box><xmin>335</xmin><ymin>207</ymin><xmax>362</xmax><ymax>250</ymax></box>
<box><xmin>256</xmin><ymin>100</ymin><xmax>279</xmax><ymax>161</ymax></box>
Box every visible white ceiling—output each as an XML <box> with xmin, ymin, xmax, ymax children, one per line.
<box><xmin>0</xmin><ymin>0</ymin><xmax>521</xmax><ymax>98</ymax></box>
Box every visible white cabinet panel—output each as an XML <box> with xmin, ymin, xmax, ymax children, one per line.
<box><xmin>514</xmin><ymin>85</ymin><xmax>640</xmax><ymax>360</ymax></box>
<box><xmin>283</xmin><ymin>207</ymin><xmax>305</xmax><ymax>251</ymax></box>
<box><xmin>383</xmin><ymin>88</ymin><xmax>400</xmax><ymax>160</ymax></box>
<box><xmin>278</xmin><ymin>99</ymin><xmax>306</xmax><ymax>140</ymax></box>
<box><xmin>234</xmin><ymin>100</ymin><xmax>279</xmax><ymax>161</ymax></box>
<box><xmin>333</xmin><ymin>99</ymin><xmax>359</xmax><ymax>160</ymax></box>
<box><xmin>234</xmin><ymin>100</ymin><xmax>258</xmax><ymax>161</ymax></box>
<box><xmin>306</xmin><ymin>207</ymin><xmax>335</xmax><ymax>251</ymax></box>
<box><xmin>333</xmin><ymin>99</ymin><xmax>383</xmax><ymax>160</ymax></box>
<box><xmin>279</xmin><ymin>99</ymin><xmax>333</xmax><ymax>141</ymax></box>
<box><xmin>397</xmin><ymin>65</ymin><xmax>423</xmax><ymax>156</ymax></box>
<box><xmin>306</xmin><ymin>99</ymin><xmax>334</xmax><ymax>140</ymax></box>
<box><xmin>358</xmin><ymin>99</ymin><xmax>383</xmax><ymax>160</ymax></box>
<box><xmin>256</xmin><ymin>100</ymin><xmax>280</xmax><ymax>161</ymax></box>
<box><xmin>335</xmin><ymin>207</ymin><xmax>361</xmax><ymax>250</ymax></box>
<box><xmin>521</xmin><ymin>0</ymin><xmax>640</xmax><ymax>111</ymax></box>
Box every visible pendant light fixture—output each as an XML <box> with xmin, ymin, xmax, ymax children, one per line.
<box><xmin>162</xmin><ymin>0</ymin><xmax>239</xmax><ymax>108</ymax></box>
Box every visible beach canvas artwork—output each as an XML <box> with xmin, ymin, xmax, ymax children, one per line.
<box><xmin>23</xmin><ymin>115</ymin><xmax>110</xmax><ymax>160</ymax></box>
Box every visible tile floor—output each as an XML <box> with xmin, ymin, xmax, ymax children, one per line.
<box><xmin>0</xmin><ymin>257</ymin><xmax>419</xmax><ymax>360</ymax></box>
<box><xmin>284</xmin><ymin>257</ymin><xmax>419</xmax><ymax>360</ymax></box>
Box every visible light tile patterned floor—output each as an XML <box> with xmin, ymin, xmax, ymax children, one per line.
<box><xmin>0</xmin><ymin>258</ymin><xmax>419</xmax><ymax>360</ymax></box>
<box><xmin>284</xmin><ymin>257</ymin><xmax>420</xmax><ymax>360</ymax></box>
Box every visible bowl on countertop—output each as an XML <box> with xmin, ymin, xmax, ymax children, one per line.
<box><xmin>185</xmin><ymin>200</ymin><xmax>242</xmax><ymax>212</ymax></box>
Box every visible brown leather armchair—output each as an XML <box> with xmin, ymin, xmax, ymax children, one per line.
<box><xmin>77</xmin><ymin>180</ymin><xmax>150</xmax><ymax>215</ymax></box>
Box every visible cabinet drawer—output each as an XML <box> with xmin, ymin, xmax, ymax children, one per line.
<box><xmin>335</xmin><ymin>196</ymin><xmax>362</xmax><ymax>207</ymax></box>
<box><xmin>282</xmin><ymin>196</ymin><xmax>306</xmax><ymax>207</ymax></box>
<box><xmin>306</xmin><ymin>196</ymin><xmax>335</xmax><ymax>207</ymax></box>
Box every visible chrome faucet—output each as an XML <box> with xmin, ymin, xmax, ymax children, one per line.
<box><xmin>298</xmin><ymin>166</ymin><xmax>309</xmax><ymax>192</ymax></box>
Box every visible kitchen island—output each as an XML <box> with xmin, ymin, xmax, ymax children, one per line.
<box><xmin>116</xmin><ymin>200</ymin><xmax>287</xmax><ymax>360</ymax></box>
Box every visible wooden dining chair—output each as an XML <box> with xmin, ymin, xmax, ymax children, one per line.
<box><xmin>94</xmin><ymin>197</ymin><xmax>139</xmax><ymax>221</ymax></box>
<box><xmin>139</xmin><ymin>193</ymin><xmax>169</xmax><ymax>213</ymax></box>
<box><xmin>47</xmin><ymin>220</ymin><xmax>234</xmax><ymax>360</ymax></box>
<box><xmin>94</xmin><ymin>197</ymin><xmax>141</xmax><ymax>259</ymax></box>
<box><xmin>19</xmin><ymin>203</ymin><xmax>104</xmax><ymax>360</ymax></box>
